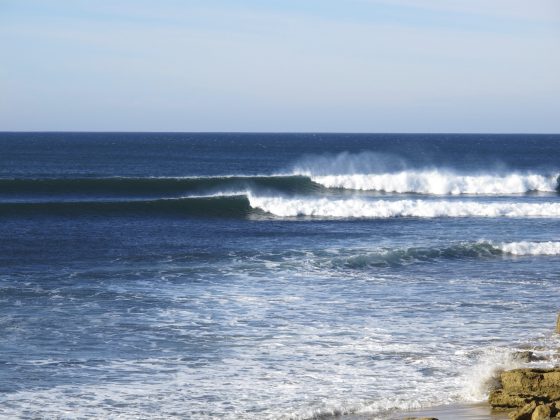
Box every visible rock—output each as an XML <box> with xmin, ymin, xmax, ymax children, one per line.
<box><xmin>489</xmin><ymin>368</ymin><xmax>560</xmax><ymax>418</ymax></box>
<box><xmin>531</xmin><ymin>403</ymin><xmax>552</xmax><ymax>420</ymax></box>
<box><xmin>551</xmin><ymin>401</ymin><xmax>560</xmax><ymax>417</ymax></box>
<box><xmin>488</xmin><ymin>314</ymin><xmax>560</xmax><ymax>418</ymax></box>
<box><xmin>489</xmin><ymin>389</ymin><xmax>535</xmax><ymax>409</ymax></box>
<box><xmin>500</xmin><ymin>369</ymin><xmax>560</xmax><ymax>400</ymax></box>
<box><xmin>509</xmin><ymin>401</ymin><xmax>537</xmax><ymax>420</ymax></box>
<box><xmin>514</xmin><ymin>351</ymin><xmax>549</xmax><ymax>363</ymax></box>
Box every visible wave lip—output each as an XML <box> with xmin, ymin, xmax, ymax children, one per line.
<box><xmin>248</xmin><ymin>195</ymin><xmax>560</xmax><ymax>219</ymax></box>
<box><xmin>306</xmin><ymin>171</ymin><xmax>559</xmax><ymax>195</ymax></box>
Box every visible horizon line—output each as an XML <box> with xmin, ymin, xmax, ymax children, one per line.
<box><xmin>1</xmin><ymin>131</ymin><xmax>559</xmax><ymax>135</ymax></box>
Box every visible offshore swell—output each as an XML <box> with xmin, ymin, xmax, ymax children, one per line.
<box><xmin>1</xmin><ymin>170</ymin><xmax>558</xmax><ymax>197</ymax></box>
<box><xmin>1</xmin><ymin>168</ymin><xmax>559</xmax><ymax>218</ymax></box>
<box><xmin>1</xmin><ymin>133</ymin><xmax>560</xmax><ymax>419</ymax></box>
<box><xmin>4</xmin><ymin>195</ymin><xmax>560</xmax><ymax>218</ymax></box>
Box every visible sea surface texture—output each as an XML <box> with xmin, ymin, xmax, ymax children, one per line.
<box><xmin>1</xmin><ymin>133</ymin><xmax>559</xmax><ymax>419</ymax></box>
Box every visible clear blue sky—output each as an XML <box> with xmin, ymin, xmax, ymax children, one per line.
<box><xmin>1</xmin><ymin>0</ymin><xmax>559</xmax><ymax>132</ymax></box>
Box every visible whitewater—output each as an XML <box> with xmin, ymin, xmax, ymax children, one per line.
<box><xmin>305</xmin><ymin>170</ymin><xmax>559</xmax><ymax>195</ymax></box>
<box><xmin>248</xmin><ymin>194</ymin><xmax>560</xmax><ymax>218</ymax></box>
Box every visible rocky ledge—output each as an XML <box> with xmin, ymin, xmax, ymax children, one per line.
<box><xmin>488</xmin><ymin>368</ymin><xmax>560</xmax><ymax>419</ymax></box>
<box><xmin>487</xmin><ymin>313</ymin><xmax>560</xmax><ymax>419</ymax></box>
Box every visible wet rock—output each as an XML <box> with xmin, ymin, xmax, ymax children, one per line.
<box><xmin>514</xmin><ymin>351</ymin><xmax>536</xmax><ymax>363</ymax></box>
<box><xmin>513</xmin><ymin>351</ymin><xmax>548</xmax><ymax>363</ymax></box>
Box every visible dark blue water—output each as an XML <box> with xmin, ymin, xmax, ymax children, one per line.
<box><xmin>1</xmin><ymin>133</ymin><xmax>559</xmax><ymax>418</ymax></box>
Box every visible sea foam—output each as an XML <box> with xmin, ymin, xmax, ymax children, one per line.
<box><xmin>248</xmin><ymin>195</ymin><xmax>560</xmax><ymax>218</ymax></box>
<box><xmin>292</xmin><ymin>152</ymin><xmax>559</xmax><ymax>195</ymax></box>
<box><xmin>498</xmin><ymin>241</ymin><xmax>560</xmax><ymax>256</ymax></box>
<box><xmin>306</xmin><ymin>171</ymin><xmax>558</xmax><ymax>195</ymax></box>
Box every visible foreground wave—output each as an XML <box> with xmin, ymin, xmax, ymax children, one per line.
<box><xmin>333</xmin><ymin>241</ymin><xmax>560</xmax><ymax>268</ymax></box>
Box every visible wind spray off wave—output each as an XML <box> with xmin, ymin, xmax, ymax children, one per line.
<box><xmin>293</xmin><ymin>152</ymin><xmax>559</xmax><ymax>195</ymax></box>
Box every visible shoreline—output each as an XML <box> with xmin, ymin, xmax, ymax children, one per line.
<box><xmin>343</xmin><ymin>314</ymin><xmax>560</xmax><ymax>419</ymax></box>
<box><xmin>335</xmin><ymin>402</ymin><xmax>508</xmax><ymax>420</ymax></box>
<box><xmin>388</xmin><ymin>402</ymin><xmax>509</xmax><ymax>420</ymax></box>
<box><xmin>390</xmin><ymin>313</ymin><xmax>560</xmax><ymax>420</ymax></box>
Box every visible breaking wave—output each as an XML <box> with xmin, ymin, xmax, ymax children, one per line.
<box><xmin>307</xmin><ymin>171</ymin><xmax>559</xmax><ymax>195</ymax></box>
<box><xmin>332</xmin><ymin>241</ymin><xmax>560</xmax><ymax>268</ymax></box>
<box><xmin>248</xmin><ymin>195</ymin><xmax>560</xmax><ymax>219</ymax></box>
<box><xmin>3</xmin><ymin>171</ymin><xmax>558</xmax><ymax>204</ymax></box>
<box><xmin>498</xmin><ymin>241</ymin><xmax>560</xmax><ymax>256</ymax></box>
<box><xmin>292</xmin><ymin>151</ymin><xmax>559</xmax><ymax>195</ymax></box>
<box><xmin>4</xmin><ymin>192</ymin><xmax>560</xmax><ymax>220</ymax></box>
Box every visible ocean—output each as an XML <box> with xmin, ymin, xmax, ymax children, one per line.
<box><xmin>1</xmin><ymin>132</ymin><xmax>559</xmax><ymax>419</ymax></box>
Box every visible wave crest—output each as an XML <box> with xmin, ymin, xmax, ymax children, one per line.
<box><xmin>333</xmin><ymin>241</ymin><xmax>560</xmax><ymax>268</ymax></box>
<box><xmin>248</xmin><ymin>195</ymin><xmax>560</xmax><ymax>219</ymax></box>
<box><xmin>499</xmin><ymin>241</ymin><xmax>560</xmax><ymax>256</ymax></box>
<box><xmin>292</xmin><ymin>151</ymin><xmax>559</xmax><ymax>195</ymax></box>
<box><xmin>308</xmin><ymin>171</ymin><xmax>559</xmax><ymax>195</ymax></box>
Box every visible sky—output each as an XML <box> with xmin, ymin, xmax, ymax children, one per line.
<box><xmin>1</xmin><ymin>0</ymin><xmax>559</xmax><ymax>133</ymax></box>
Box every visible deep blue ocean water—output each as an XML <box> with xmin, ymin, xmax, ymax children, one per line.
<box><xmin>1</xmin><ymin>133</ymin><xmax>559</xmax><ymax>418</ymax></box>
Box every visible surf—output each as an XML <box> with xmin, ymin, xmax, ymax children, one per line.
<box><xmin>330</xmin><ymin>241</ymin><xmax>560</xmax><ymax>269</ymax></box>
<box><xmin>307</xmin><ymin>171</ymin><xmax>559</xmax><ymax>195</ymax></box>
<box><xmin>293</xmin><ymin>151</ymin><xmax>559</xmax><ymax>195</ymax></box>
<box><xmin>248</xmin><ymin>194</ymin><xmax>560</xmax><ymax>219</ymax></box>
